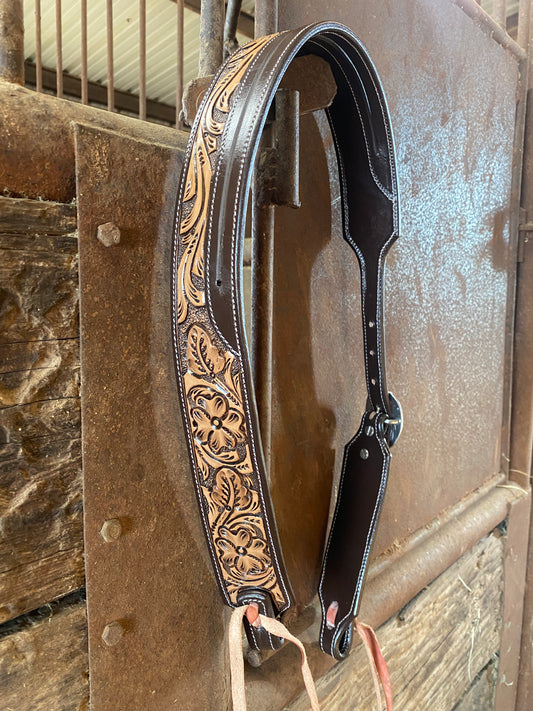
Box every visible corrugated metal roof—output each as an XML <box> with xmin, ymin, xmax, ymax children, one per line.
<box><xmin>24</xmin><ymin>1</ymin><xmax>254</xmax><ymax>107</ymax></box>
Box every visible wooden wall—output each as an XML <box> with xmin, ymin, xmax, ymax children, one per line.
<box><xmin>0</xmin><ymin>196</ymin><xmax>88</xmax><ymax>709</ymax></box>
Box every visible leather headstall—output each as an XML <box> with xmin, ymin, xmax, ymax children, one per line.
<box><xmin>171</xmin><ymin>21</ymin><xmax>401</xmax><ymax>661</ymax></box>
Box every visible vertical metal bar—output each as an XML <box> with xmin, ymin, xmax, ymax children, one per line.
<box><xmin>518</xmin><ymin>0</ymin><xmax>531</xmax><ymax>49</ymax></box>
<box><xmin>0</xmin><ymin>0</ymin><xmax>24</xmax><ymax>84</ymax></box>
<box><xmin>35</xmin><ymin>0</ymin><xmax>42</xmax><ymax>91</ymax></box>
<box><xmin>199</xmin><ymin>0</ymin><xmax>224</xmax><ymax>76</ymax></box>
<box><xmin>255</xmin><ymin>0</ymin><xmax>278</xmax><ymax>38</ymax></box>
<box><xmin>251</xmin><ymin>0</ymin><xmax>278</xmax><ymax>469</ymax></box>
<box><xmin>274</xmin><ymin>89</ymin><xmax>300</xmax><ymax>208</ymax></box>
<box><xmin>224</xmin><ymin>0</ymin><xmax>242</xmax><ymax>57</ymax></box>
<box><xmin>55</xmin><ymin>0</ymin><xmax>62</xmax><ymax>97</ymax></box>
<box><xmin>176</xmin><ymin>0</ymin><xmax>184</xmax><ymax>127</ymax></box>
<box><xmin>493</xmin><ymin>0</ymin><xmax>507</xmax><ymax>29</ymax></box>
<box><xmin>514</xmin><ymin>5</ymin><xmax>533</xmax><ymax>710</ymax></box>
<box><xmin>106</xmin><ymin>0</ymin><xmax>114</xmax><ymax>111</ymax></box>
<box><xmin>139</xmin><ymin>0</ymin><xmax>146</xmax><ymax>120</ymax></box>
<box><xmin>81</xmin><ymin>0</ymin><xmax>88</xmax><ymax>104</ymax></box>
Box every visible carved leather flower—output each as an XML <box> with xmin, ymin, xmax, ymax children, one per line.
<box><xmin>217</xmin><ymin>527</ymin><xmax>270</xmax><ymax>576</ymax></box>
<box><xmin>191</xmin><ymin>392</ymin><xmax>244</xmax><ymax>452</ymax></box>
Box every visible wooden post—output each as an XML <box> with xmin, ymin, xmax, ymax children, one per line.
<box><xmin>0</xmin><ymin>0</ymin><xmax>24</xmax><ymax>85</ymax></box>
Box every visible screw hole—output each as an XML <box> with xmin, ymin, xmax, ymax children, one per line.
<box><xmin>216</xmin><ymin>279</ymin><xmax>222</xmax><ymax>286</ymax></box>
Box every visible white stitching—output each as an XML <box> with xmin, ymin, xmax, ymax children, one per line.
<box><xmin>318</xmin><ymin>421</ymin><xmax>390</xmax><ymax>655</ymax></box>
<box><xmin>171</xmin><ymin>23</ymin><xmax>399</xmax><ymax>639</ymax></box>
<box><xmin>244</xmin><ymin>596</ymin><xmax>277</xmax><ymax>650</ymax></box>
<box><xmin>307</xmin><ymin>38</ymin><xmax>393</xmax><ymax>200</ymax></box>
<box><xmin>216</xmin><ymin>25</ymin><xmax>314</xmax><ymax>613</ymax></box>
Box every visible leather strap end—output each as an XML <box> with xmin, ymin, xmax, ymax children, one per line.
<box><xmin>318</xmin><ymin>412</ymin><xmax>391</xmax><ymax>659</ymax></box>
<box><xmin>320</xmin><ymin>612</ymin><xmax>355</xmax><ymax>660</ymax></box>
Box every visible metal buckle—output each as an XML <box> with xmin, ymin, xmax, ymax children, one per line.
<box><xmin>383</xmin><ymin>391</ymin><xmax>403</xmax><ymax>447</ymax></box>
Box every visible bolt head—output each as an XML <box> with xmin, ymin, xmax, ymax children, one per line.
<box><xmin>96</xmin><ymin>221</ymin><xmax>121</xmax><ymax>247</ymax></box>
<box><xmin>100</xmin><ymin>518</ymin><xmax>122</xmax><ymax>542</ymax></box>
<box><xmin>360</xmin><ymin>448</ymin><xmax>370</xmax><ymax>460</ymax></box>
<box><xmin>102</xmin><ymin>621</ymin><xmax>124</xmax><ymax>647</ymax></box>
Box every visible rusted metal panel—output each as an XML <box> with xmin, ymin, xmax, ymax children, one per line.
<box><xmin>514</xmin><ymin>4</ymin><xmax>533</xmax><ymax>704</ymax></box>
<box><xmin>0</xmin><ymin>82</ymin><xmax>187</xmax><ymax>201</ymax></box>
<box><xmin>75</xmin><ymin>124</ymin><xmax>227</xmax><ymax>710</ymax></box>
<box><xmin>268</xmin><ymin>0</ymin><xmax>520</xmax><ymax>607</ymax></box>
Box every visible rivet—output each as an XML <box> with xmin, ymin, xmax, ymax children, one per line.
<box><xmin>360</xmin><ymin>448</ymin><xmax>369</xmax><ymax>460</ymax></box>
<box><xmin>102</xmin><ymin>620</ymin><xmax>124</xmax><ymax>647</ymax></box>
<box><xmin>365</xmin><ymin>426</ymin><xmax>374</xmax><ymax>437</ymax></box>
<box><xmin>96</xmin><ymin>221</ymin><xmax>121</xmax><ymax>247</ymax></box>
<box><xmin>100</xmin><ymin>518</ymin><xmax>122</xmax><ymax>542</ymax></box>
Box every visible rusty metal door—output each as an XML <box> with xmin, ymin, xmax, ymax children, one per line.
<box><xmin>76</xmin><ymin>1</ymin><xmax>532</xmax><ymax>709</ymax></box>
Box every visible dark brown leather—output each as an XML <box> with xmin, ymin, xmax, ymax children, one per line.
<box><xmin>171</xmin><ymin>22</ymin><xmax>400</xmax><ymax>660</ymax></box>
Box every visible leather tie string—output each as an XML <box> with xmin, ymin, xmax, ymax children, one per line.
<box><xmin>228</xmin><ymin>606</ymin><xmax>394</xmax><ymax>711</ymax></box>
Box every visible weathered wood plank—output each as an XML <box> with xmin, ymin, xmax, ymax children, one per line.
<box><xmin>453</xmin><ymin>657</ymin><xmax>498</xmax><ymax>710</ymax></box>
<box><xmin>0</xmin><ymin>196</ymin><xmax>83</xmax><ymax>623</ymax></box>
<box><xmin>0</xmin><ymin>436</ymin><xmax>83</xmax><ymax>621</ymax></box>
<box><xmin>0</xmin><ymin>338</ymin><xmax>79</xmax><ymax>407</ymax></box>
<box><xmin>0</xmin><ymin>232</ymin><xmax>78</xmax><ymax>253</ymax></box>
<box><xmin>285</xmin><ymin>532</ymin><xmax>503</xmax><ymax>711</ymax></box>
<box><xmin>0</xmin><ymin>196</ymin><xmax>76</xmax><ymax>235</ymax></box>
<box><xmin>0</xmin><ymin>547</ymin><xmax>84</xmax><ymax>625</ymax></box>
<box><xmin>0</xmin><ymin>338</ymin><xmax>77</xmax><ymax>375</ymax></box>
<box><xmin>0</xmin><ymin>397</ymin><xmax>81</xmax><ymax>444</ymax></box>
<box><xmin>0</xmin><ymin>245</ymin><xmax>79</xmax><ymax>345</ymax></box>
<box><xmin>0</xmin><ymin>599</ymin><xmax>88</xmax><ymax>711</ymax></box>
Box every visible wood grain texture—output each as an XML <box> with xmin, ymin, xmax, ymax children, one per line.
<box><xmin>0</xmin><ymin>396</ymin><xmax>81</xmax><ymax>444</ymax></box>
<box><xmin>0</xmin><ymin>436</ymin><xmax>84</xmax><ymax>622</ymax></box>
<box><xmin>0</xmin><ymin>196</ymin><xmax>76</xmax><ymax>235</ymax></box>
<box><xmin>453</xmin><ymin>657</ymin><xmax>498</xmax><ymax>710</ymax></box>
<box><xmin>0</xmin><ymin>600</ymin><xmax>88</xmax><ymax>711</ymax></box>
<box><xmin>0</xmin><ymin>196</ymin><xmax>83</xmax><ymax>623</ymax></box>
<box><xmin>286</xmin><ymin>532</ymin><xmax>503</xmax><ymax>711</ymax></box>
<box><xmin>0</xmin><ymin>338</ymin><xmax>79</xmax><ymax>407</ymax></box>
<box><xmin>0</xmin><ymin>244</ymin><xmax>79</xmax><ymax>344</ymax></box>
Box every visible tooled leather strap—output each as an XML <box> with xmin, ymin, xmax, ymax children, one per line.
<box><xmin>171</xmin><ymin>21</ymin><xmax>401</xmax><ymax>661</ymax></box>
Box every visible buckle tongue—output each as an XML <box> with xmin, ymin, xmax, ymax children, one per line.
<box><xmin>383</xmin><ymin>391</ymin><xmax>403</xmax><ymax>447</ymax></box>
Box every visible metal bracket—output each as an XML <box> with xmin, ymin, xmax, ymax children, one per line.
<box><xmin>256</xmin><ymin>88</ymin><xmax>301</xmax><ymax>208</ymax></box>
<box><xmin>75</xmin><ymin>124</ymin><xmax>227</xmax><ymax>710</ymax></box>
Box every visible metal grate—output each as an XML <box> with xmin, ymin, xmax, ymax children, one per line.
<box><xmin>23</xmin><ymin>0</ymin><xmax>254</xmax><ymax>125</ymax></box>
<box><xmin>13</xmin><ymin>0</ymin><xmax>530</xmax><ymax>126</ymax></box>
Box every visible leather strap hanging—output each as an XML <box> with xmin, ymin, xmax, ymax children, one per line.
<box><xmin>171</xmin><ymin>21</ymin><xmax>401</xmax><ymax>661</ymax></box>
